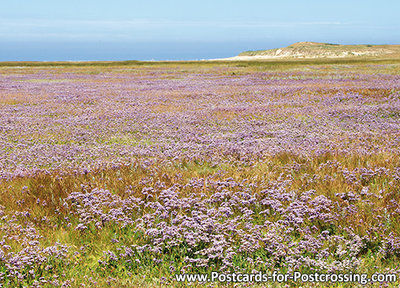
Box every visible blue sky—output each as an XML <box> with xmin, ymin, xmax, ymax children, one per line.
<box><xmin>1</xmin><ymin>0</ymin><xmax>399</xmax><ymax>61</ymax></box>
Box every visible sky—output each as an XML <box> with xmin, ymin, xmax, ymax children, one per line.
<box><xmin>0</xmin><ymin>0</ymin><xmax>399</xmax><ymax>61</ymax></box>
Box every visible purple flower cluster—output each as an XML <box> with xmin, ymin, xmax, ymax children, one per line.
<box><xmin>1</xmin><ymin>66</ymin><xmax>400</xmax><ymax>179</ymax></box>
<box><xmin>0</xmin><ymin>205</ymin><xmax>70</xmax><ymax>286</ymax></box>
<box><xmin>65</xmin><ymin>173</ymin><xmax>400</xmax><ymax>275</ymax></box>
<box><xmin>65</xmin><ymin>188</ymin><xmax>140</xmax><ymax>230</ymax></box>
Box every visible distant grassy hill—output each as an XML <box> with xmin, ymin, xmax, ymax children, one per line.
<box><xmin>236</xmin><ymin>42</ymin><xmax>400</xmax><ymax>59</ymax></box>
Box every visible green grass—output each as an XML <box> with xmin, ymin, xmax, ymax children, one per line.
<box><xmin>2</xmin><ymin>58</ymin><xmax>400</xmax><ymax>68</ymax></box>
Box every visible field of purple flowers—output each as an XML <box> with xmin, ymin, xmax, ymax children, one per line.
<box><xmin>1</xmin><ymin>61</ymin><xmax>400</xmax><ymax>287</ymax></box>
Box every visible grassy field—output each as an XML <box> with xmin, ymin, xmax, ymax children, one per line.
<box><xmin>0</xmin><ymin>59</ymin><xmax>400</xmax><ymax>287</ymax></box>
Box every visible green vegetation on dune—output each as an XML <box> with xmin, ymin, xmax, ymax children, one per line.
<box><xmin>238</xmin><ymin>42</ymin><xmax>400</xmax><ymax>59</ymax></box>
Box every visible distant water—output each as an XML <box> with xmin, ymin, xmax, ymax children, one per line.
<box><xmin>0</xmin><ymin>41</ymin><xmax>285</xmax><ymax>61</ymax></box>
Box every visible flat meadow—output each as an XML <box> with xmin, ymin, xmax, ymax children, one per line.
<box><xmin>1</xmin><ymin>59</ymin><xmax>400</xmax><ymax>287</ymax></box>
